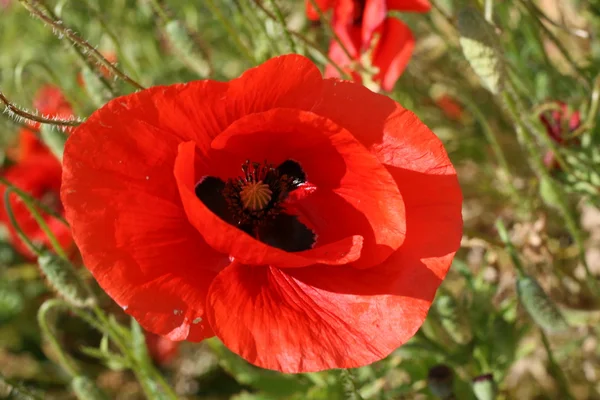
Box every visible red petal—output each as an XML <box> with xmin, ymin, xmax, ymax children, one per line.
<box><xmin>33</xmin><ymin>85</ymin><xmax>73</xmax><ymax>118</ymax></box>
<box><xmin>206</xmin><ymin>259</ymin><xmax>441</xmax><ymax>372</ymax></box>
<box><xmin>362</xmin><ymin>0</ymin><xmax>388</xmax><ymax>47</ymax></box>
<box><xmin>17</xmin><ymin>128</ymin><xmax>49</xmax><ymax>161</ymax></box>
<box><xmin>372</xmin><ymin>18</ymin><xmax>415</xmax><ymax>91</ymax></box>
<box><xmin>209</xmin><ymin>108</ymin><xmax>404</xmax><ymax>268</ymax></box>
<box><xmin>387</xmin><ymin>0</ymin><xmax>431</xmax><ymax>12</ymax></box>
<box><xmin>173</xmin><ymin>140</ymin><xmax>365</xmax><ymax>268</ymax></box>
<box><xmin>145</xmin><ymin>331</ymin><xmax>179</xmax><ymax>366</ymax></box>
<box><xmin>313</xmin><ymin>77</ymin><xmax>463</xmax><ymax>286</ymax></box>
<box><xmin>331</xmin><ymin>1</ymin><xmax>362</xmax><ymax>58</ymax></box>
<box><xmin>305</xmin><ymin>0</ymin><xmax>335</xmax><ymax>20</ymax></box>
<box><xmin>62</xmin><ymin>54</ymin><xmax>326</xmax><ymax>338</ymax></box>
<box><xmin>62</xmin><ymin>117</ymin><xmax>227</xmax><ymax>341</ymax></box>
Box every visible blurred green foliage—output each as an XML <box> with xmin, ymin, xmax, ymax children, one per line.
<box><xmin>1</xmin><ymin>0</ymin><xmax>600</xmax><ymax>399</ymax></box>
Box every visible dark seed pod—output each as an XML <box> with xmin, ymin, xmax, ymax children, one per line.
<box><xmin>71</xmin><ymin>376</ymin><xmax>109</xmax><ymax>400</ymax></box>
<box><xmin>472</xmin><ymin>373</ymin><xmax>496</xmax><ymax>400</ymax></box>
<box><xmin>428</xmin><ymin>364</ymin><xmax>454</xmax><ymax>399</ymax></box>
<box><xmin>37</xmin><ymin>252</ymin><xmax>96</xmax><ymax>308</ymax></box>
<box><xmin>517</xmin><ymin>274</ymin><xmax>569</xmax><ymax>333</ymax></box>
<box><xmin>457</xmin><ymin>7</ymin><xmax>505</xmax><ymax>94</ymax></box>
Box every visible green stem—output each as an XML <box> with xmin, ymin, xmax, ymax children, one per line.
<box><xmin>519</xmin><ymin>0</ymin><xmax>589</xmax><ymax>88</ymax></box>
<box><xmin>566</xmin><ymin>74</ymin><xmax>600</xmax><ymax>140</ymax></box>
<box><xmin>307</xmin><ymin>0</ymin><xmax>355</xmax><ymax>64</ymax></box>
<box><xmin>252</xmin><ymin>1</ymin><xmax>350</xmax><ymax>78</ymax></box>
<box><xmin>3</xmin><ymin>189</ymin><xmax>42</xmax><ymax>256</ymax></box>
<box><xmin>0</xmin><ymin>374</ymin><xmax>44</xmax><ymax>400</ymax></box>
<box><xmin>83</xmin><ymin>0</ymin><xmax>144</xmax><ymax>83</ymax></box>
<box><xmin>527</xmin><ymin>1</ymin><xmax>589</xmax><ymax>39</ymax></box>
<box><xmin>503</xmin><ymin>88</ymin><xmax>599</xmax><ymax>295</ymax></box>
<box><xmin>0</xmin><ymin>90</ymin><xmax>81</xmax><ymax>127</ymax></box>
<box><xmin>540</xmin><ymin>330</ymin><xmax>575</xmax><ymax>400</ymax></box>
<box><xmin>92</xmin><ymin>308</ymin><xmax>179</xmax><ymax>400</ymax></box>
<box><xmin>38</xmin><ymin>299</ymin><xmax>81</xmax><ymax>377</ymax></box>
<box><xmin>266</xmin><ymin>0</ymin><xmax>297</xmax><ymax>53</ymax></box>
<box><xmin>495</xmin><ymin>218</ymin><xmax>526</xmax><ymax>275</ymax></box>
<box><xmin>204</xmin><ymin>0</ymin><xmax>256</xmax><ymax>64</ymax></box>
<box><xmin>20</xmin><ymin>0</ymin><xmax>116</xmax><ymax>96</ymax></box>
<box><xmin>339</xmin><ymin>369</ymin><xmax>364</xmax><ymax>400</ymax></box>
<box><xmin>147</xmin><ymin>0</ymin><xmax>170</xmax><ymax>23</ymax></box>
<box><xmin>20</xmin><ymin>0</ymin><xmax>145</xmax><ymax>91</ymax></box>
<box><xmin>458</xmin><ymin>94</ymin><xmax>525</xmax><ymax>205</ymax></box>
<box><xmin>11</xmin><ymin>190</ymin><xmax>68</xmax><ymax>258</ymax></box>
<box><xmin>0</xmin><ymin>176</ymin><xmax>68</xmax><ymax>226</ymax></box>
<box><xmin>240</xmin><ymin>1</ymin><xmax>282</xmax><ymax>57</ymax></box>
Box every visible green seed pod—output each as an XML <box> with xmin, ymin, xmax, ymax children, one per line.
<box><xmin>472</xmin><ymin>374</ymin><xmax>496</xmax><ymax>400</ymax></box>
<box><xmin>427</xmin><ymin>364</ymin><xmax>454</xmax><ymax>399</ymax></box>
<box><xmin>37</xmin><ymin>252</ymin><xmax>96</xmax><ymax>308</ymax></box>
<box><xmin>517</xmin><ymin>275</ymin><xmax>568</xmax><ymax>333</ymax></box>
<box><xmin>435</xmin><ymin>294</ymin><xmax>472</xmax><ymax>345</ymax></box>
<box><xmin>457</xmin><ymin>7</ymin><xmax>505</xmax><ymax>94</ymax></box>
<box><xmin>39</xmin><ymin>124</ymin><xmax>67</xmax><ymax>162</ymax></box>
<box><xmin>0</xmin><ymin>286</ymin><xmax>24</xmax><ymax>323</ymax></box>
<box><xmin>71</xmin><ymin>376</ymin><xmax>109</xmax><ymax>400</ymax></box>
<box><xmin>165</xmin><ymin>20</ymin><xmax>210</xmax><ymax>77</ymax></box>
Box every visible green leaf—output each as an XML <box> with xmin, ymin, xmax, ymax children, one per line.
<box><xmin>71</xmin><ymin>376</ymin><xmax>109</xmax><ymax>400</ymax></box>
<box><xmin>458</xmin><ymin>7</ymin><xmax>505</xmax><ymax>94</ymax></box>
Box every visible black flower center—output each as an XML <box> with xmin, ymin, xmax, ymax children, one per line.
<box><xmin>195</xmin><ymin>160</ymin><xmax>315</xmax><ymax>253</ymax></box>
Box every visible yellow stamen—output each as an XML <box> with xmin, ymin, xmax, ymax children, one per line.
<box><xmin>240</xmin><ymin>181</ymin><xmax>272</xmax><ymax>211</ymax></box>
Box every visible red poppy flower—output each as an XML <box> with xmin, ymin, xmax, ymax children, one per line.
<box><xmin>306</xmin><ymin>0</ymin><xmax>431</xmax><ymax>91</ymax></box>
<box><xmin>61</xmin><ymin>55</ymin><xmax>462</xmax><ymax>372</ymax></box>
<box><xmin>16</xmin><ymin>85</ymin><xmax>73</xmax><ymax>161</ymax></box>
<box><xmin>435</xmin><ymin>95</ymin><xmax>463</xmax><ymax>121</ymax></box>
<box><xmin>539</xmin><ymin>102</ymin><xmax>581</xmax><ymax>169</ymax></box>
<box><xmin>0</xmin><ymin>154</ymin><xmax>72</xmax><ymax>260</ymax></box>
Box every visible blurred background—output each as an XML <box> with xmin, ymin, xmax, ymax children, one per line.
<box><xmin>1</xmin><ymin>0</ymin><xmax>600</xmax><ymax>399</ymax></box>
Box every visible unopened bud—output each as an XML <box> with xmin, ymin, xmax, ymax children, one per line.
<box><xmin>517</xmin><ymin>274</ymin><xmax>568</xmax><ymax>333</ymax></box>
<box><xmin>428</xmin><ymin>364</ymin><xmax>454</xmax><ymax>399</ymax></box>
<box><xmin>472</xmin><ymin>374</ymin><xmax>496</xmax><ymax>400</ymax></box>
<box><xmin>38</xmin><ymin>252</ymin><xmax>96</xmax><ymax>308</ymax></box>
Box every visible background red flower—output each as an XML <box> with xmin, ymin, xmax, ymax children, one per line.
<box><xmin>539</xmin><ymin>102</ymin><xmax>581</xmax><ymax>169</ymax></box>
<box><xmin>145</xmin><ymin>331</ymin><xmax>179</xmax><ymax>366</ymax></box>
<box><xmin>307</xmin><ymin>0</ymin><xmax>431</xmax><ymax>91</ymax></box>
<box><xmin>15</xmin><ymin>85</ymin><xmax>73</xmax><ymax>162</ymax></box>
<box><xmin>61</xmin><ymin>55</ymin><xmax>462</xmax><ymax>372</ymax></box>
<box><xmin>0</xmin><ymin>154</ymin><xmax>71</xmax><ymax>260</ymax></box>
